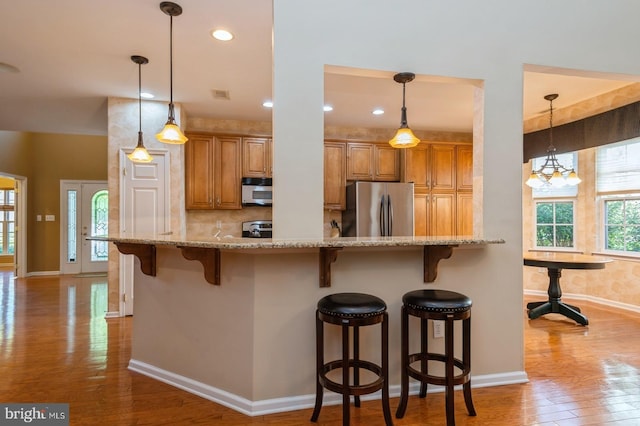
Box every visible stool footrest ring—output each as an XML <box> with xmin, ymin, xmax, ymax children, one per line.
<box><xmin>407</xmin><ymin>352</ymin><xmax>471</xmax><ymax>387</ymax></box>
<box><xmin>319</xmin><ymin>359</ymin><xmax>385</xmax><ymax>396</ymax></box>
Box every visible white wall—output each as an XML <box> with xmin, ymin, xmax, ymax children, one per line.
<box><xmin>272</xmin><ymin>0</ymin><xmax>640</xmax><ymax>378</ymax></box>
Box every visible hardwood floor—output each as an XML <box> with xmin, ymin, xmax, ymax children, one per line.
<box><xmin>1</xmin><ymin>270</ymin><xmax>640</xmax><ymax>425</ymax></box>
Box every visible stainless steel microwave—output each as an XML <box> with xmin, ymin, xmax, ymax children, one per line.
<box><xmin>241</xmin><ymin>177</ymin><xmax>272</xmax><ymax>206</ymax></box>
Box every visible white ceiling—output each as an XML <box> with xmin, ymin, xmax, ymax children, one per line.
<box><xmin>1</xmin><ymin>0</ymin><xmax>636</xmax><ymax>137</ymax></box>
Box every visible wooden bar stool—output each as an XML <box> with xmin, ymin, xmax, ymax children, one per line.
<box><xmin>311</xmin><ymin>292</ymin><xmax>393</xmax><ymax>426</ymax></box>
<box><xmin>395</xmin><ymin>289</ymin><xmax>476</xmax><ymax>426</ymax></box>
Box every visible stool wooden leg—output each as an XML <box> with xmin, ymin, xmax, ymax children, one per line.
<box><xmin>381</xmin><ymin>312</ymin><xmax>393</xmax><ymax>426</ymax></box>
<box><xmin>342</xmin><ymin>323</ymin><xmax>350</xmax><ymax>426</ymax></box>
<box><xmin>463</xmin><ymin>316</ymin><xmax>476</xmax><ymax>416</ymax></box>
<box><xmin>310</xmin><ymin>313</ymin><xmax>323</xmax><ymax>422</ymax></box>
<box><xmin>353</xmin><ymin>326</ymin><xmax>360</xmax><ymax>408</ymax></box>
<box><xmin>395</xmin><ymin>306</ymin><xmax>409</xmax><ymax>419</ymax></box>
<box><xmin>445</xmin><ymin>315</ymin><xmax>455</xmax><ymax>426</ymax></box>
<box><xmin>419</xmin><ymin>317</ymin><xmax>428</xmax><ymax>398</ymax></box>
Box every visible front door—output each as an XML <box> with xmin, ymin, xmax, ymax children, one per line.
<box><xmin>59</xmin><ymin>181</ymin><xmax>108</xmax><ymax>275</ymax></box>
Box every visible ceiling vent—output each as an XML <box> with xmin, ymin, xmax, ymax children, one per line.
<box><xmin>211</xmin><ymin>89</ymin><xmax>230</xmax><ymax>100</ymax></box>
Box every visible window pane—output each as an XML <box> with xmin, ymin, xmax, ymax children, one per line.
<box><xmin>67</xmin><ymin>190</ymin><xmax>77</xmax><ymax>262</ymax></box>
<box><xmin>556</xmin><ymin>225</ymin><xmax>574</xmax><ymax>247</ymax></box>
<box><xmin>627</xmin><ymin>226</ymin><xmax>640</xmax><ymax>252</ymax></box>
<box><xmin>627</xmin><ymin>199</ymin><xmax>640</xmax><ymax>225</ymax></box>
<box><xmin>536</xmin><ymin>203</ymin><xmax>553</xmax><ymax>224</ymax></box>
<box><xmin>554</xmin><ymin>203</ymin><xmax>573</xmax><ymax>224</ymax></box>
<box><xmin>606</xmin><ymin>225</ymin><xmax>625</xmax><ymax>250</ymax></box>
<box><xmin>605</xmin><ymin>200</ymin><xmax>624</xmax><ymax>224</ymax></box>
<box><xmin>536</xmin><ymin>225</ymin><xmax>554</xmax><ymax>246</ymax></box>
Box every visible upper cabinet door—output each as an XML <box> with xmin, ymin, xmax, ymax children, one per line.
<box><xmin>403</xmin><ymin>143</ymin><xmax>430</xmax><ymax>189</ymax></box>
<box><xmin>324</xmin><ymin>141</ymin><xmax>347</xmax><ymax>210</ymax></box>
<box><xmin>185</xmin><ymin>133</ymin><xmax>215</xmax><ymax>209</ymax></box>
<box><xmin>373</xmin><ymin>144</ymin><xmax>400</xmax><ymax>181</ymax></box>
<box><xmin>429</xmin><ymin>144</ymin><xmax>456</xmax><ymax>191</ymax></box>
<box><xmin>242</xmin><ymin>137</ymin><xmax>271</xmax><ymax>178</ymax></box>
<box><xmin>214</xmin><ymin>136</ymin><xmax>243</xmax><ymax>209</ymax></box>
<box><xmin>346</xmin><ymin>142</ymin><xmax>374</xmax><ymax>181</ymax></box>
<box><xmin>456</xmin><ymin>145</ymin><xmax>473</xmax><ymax>191</ymax></box>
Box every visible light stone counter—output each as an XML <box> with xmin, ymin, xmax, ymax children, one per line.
<box><xmin>100</xmin><ymin>234</ymin><xmax>504</xmax><ymax>286</ymax></box>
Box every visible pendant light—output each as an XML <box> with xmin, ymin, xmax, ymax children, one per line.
<box><xmin>127</xmin><ymin>55</ymin><xmax>153</xmax><ymax>163</ymax></box>
<box><xmin>156</xmin><ymin>1</ymin><xmax>188</xmax><ymax>144</ymax></box>
<box><xmin>389</xmin><ymin>72</ymin><xmax>420</xmax><ymax>149</ymax></box>
<box><xmin>525</xmin><ymin>94</ymin><xmax>581</xmax><ymax>188</ymax></box>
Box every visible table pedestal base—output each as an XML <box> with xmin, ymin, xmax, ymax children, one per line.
<box><xmin>526</xmin><ymin>267</ymin><xmax>589</xmax><ymax>326</ymax></box>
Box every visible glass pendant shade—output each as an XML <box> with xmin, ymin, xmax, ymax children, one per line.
<box><xmin>389</xmin><ymin>127</ymin><xmax>420</xmax><ymax>148</ymax></box>
<box><xmin>525</xmin><ymin>94</ymin><xmax>581</xmax><ymax>189</ymax></box>
<box><xmin>128</xmin><ymin>132</ymin><xmax>153</xmax><ymax>163</ymax></box>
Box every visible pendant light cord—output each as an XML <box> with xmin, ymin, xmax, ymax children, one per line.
<box><xmin>138</xmin><ymin>61</ymin><xmax>142</xmax><ymax>133</ymax></box>
<box><xmin>548</xmin><ymin>97</ymin><xmax>554</xmax><ymax>150</ymax></box>
<box><xmin>169</xmin><ymin>14</ymin><xmax>174</xmax><ymax>106</ymax></box>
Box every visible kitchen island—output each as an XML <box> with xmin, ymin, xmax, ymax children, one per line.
<box><xmin>102</xmin><ymin>234</ymin><xmax>517</xmax><ymax>416</ymax></box>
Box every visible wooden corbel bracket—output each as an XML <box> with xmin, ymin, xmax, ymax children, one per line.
<box><xmin>319</xmin><ymin>247</ymin><xmax>342</xmax><ymax>287</ymax></box>
<box><xmin>114</xmin><ymin>242</ymin><xmax>156</xmax><ymax>277</ymax></box>
<box><xmin>423</xmin><ymin>245</ymin><xmax>457</xmax><ymax>283</ymax></box>
<box><xmin>179</xmin><ymin>247</ymin><xmax>221</xmax><ymax>285</ymax></box>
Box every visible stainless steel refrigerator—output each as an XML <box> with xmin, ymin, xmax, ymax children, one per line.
<box><xmin>342</xmin><ymin>181</ymin><xmax>414</xmax><ymax>237</ymax></box>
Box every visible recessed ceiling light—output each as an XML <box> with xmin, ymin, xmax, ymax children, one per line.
<box><xmin>211</xmin><ymin>29</ymin><xmax>234</xmax><ymax>41</ymax></box>
<box><xmin>323</xmin><ymin>105</ymin><xmax>333</xmax><ymax>112</ymax></box>
<box><xmin>372</xmin><ymin>108</ymin><xmax>384</xmax><ymax>115</ymax></box>
<box><xmin>140</xmin><ymin>92</ymin><xmax>154</xmax><ymax>99</ymax></box>
<box><xmin>262</xmin><ymin>100</ymin><xmax>273</xmax><ymax>108</ymax></box>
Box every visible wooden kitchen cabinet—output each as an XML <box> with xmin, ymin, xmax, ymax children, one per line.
<box><xmin>214</xmin><ymin>136</ymin><xmax>242</xmax><ymax>209</ymax></box>
<box><xmin>324</xmin><ymin>141</ymin><xmax>346</xmax><ymax>210</ymax></box>
<box><xmin>242</xmin><ymin>137</ymin><xmax>272</xmax><ymax>178</ymax></box>
<box><xmin>405</xmin><ymin>141</ymin><xmax>472</xmax><ymax>236</ymax></box>
<box><xmin>346</xmin><ymin>142</ymin><xmax>399</xmax><ymax>181</ymax></box>
<box><xmin>413</xmin><ymin>191</ymin><xmax>455</xmax><ymax>237</ymax></box>
<box><xmin>185</xmin><ymin>133</ymin><xmax>215</xmax><ymax>209</ymax></box>
<box><xmin>185</xmin><ymin>133</ymin><xmax>242</xmax><ymax>210</ymax></box>
<box><xmin>456</xmin><ymin>144</ymin><xmax>473</xmax><ymax>191</ymax></box>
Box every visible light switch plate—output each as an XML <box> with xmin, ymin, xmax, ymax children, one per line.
<box><xmin>45</xmin><ymin>215</ymin><xmax>55</xmax><ymax>222</ymax></box>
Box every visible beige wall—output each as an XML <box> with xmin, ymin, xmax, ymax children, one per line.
<box><xmin>0</xmin><ymin>131</ymin><xmax>107</xmax><ymax>273</ymax></box>
<box><xmin>523</xmin><ymin>85</ymin><xmax>640</xmax><ymax>308</ymax></box>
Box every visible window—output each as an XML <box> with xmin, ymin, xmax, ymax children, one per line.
<box><xmin>0</xmin><ymin>188</ymin><xmax>16</xmax><ymax>255</ymax></box>
<box><xmin>535</xmin><ymin>200</ymin><xmax>575</xmax><ymax>248</ymax></box>
<box><xmin>602</xmin><ymin>198</ymin><xmax>640</xmax><ymax>253</ymax></box>
<box><xmin>597</xmin><ymin>138</ymin><xmax>640</xmax><ymax>256</ymax></box>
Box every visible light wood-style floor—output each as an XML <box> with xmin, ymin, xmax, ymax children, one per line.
<box><xmin>1</xmin><ymin>270</ymin><xmax>640</xmax><ymax>425</ymax></box>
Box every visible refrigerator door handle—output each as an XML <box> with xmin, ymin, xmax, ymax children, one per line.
<box><xmin>379</xmin><ymin>194</ymin><xmax>386</xmax><ymax>236</ymax></box>
<box><xmin>387</xmin><ymin>194</ymin><xmax>393</xmax><ymax>236</ymax></box>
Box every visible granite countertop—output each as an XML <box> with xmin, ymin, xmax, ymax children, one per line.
<box><xmin>94</xmin><ymin>234</ymin><xmax>505</xmax><ymax>250</ymax></box>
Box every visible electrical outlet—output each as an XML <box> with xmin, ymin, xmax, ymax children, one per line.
<box><xmin>433</xmin><ymin>320</ymin><xmax>444</xmax><ymax>338</ymax></box>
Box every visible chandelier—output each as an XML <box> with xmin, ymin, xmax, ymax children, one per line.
<box><xmin>525</xmin><ymin>94</ymin><xmax>581</xmax><ymax>188</ymax></box>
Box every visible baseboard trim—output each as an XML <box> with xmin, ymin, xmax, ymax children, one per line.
<box><xmin>25</xmin><ymin>270</ymin><xmax>60</xmax><ymax>277</ymax></box>
<box><xmin>524</xmin><ymin>289</ymin><xmax>640</xmax><ymax>314</ymax></box>
<box><xmin>128</xmin><ymin>359</ymin><xmax>528</xmax><ymax>416</ymax></box>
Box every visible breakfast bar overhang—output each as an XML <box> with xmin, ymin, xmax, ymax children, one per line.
<box><xmin>101</xmin><ymin>234</ymin><xmax>521</xmax><ymax>416</ymax></box>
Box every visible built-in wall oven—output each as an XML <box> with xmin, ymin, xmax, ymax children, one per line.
<box><xmin>241</xmin><ymin>177</ymin><xmax>272</xmax><ymax>206</ymax></box>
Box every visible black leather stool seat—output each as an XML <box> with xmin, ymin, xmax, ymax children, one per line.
<box><xmin>403</xmin><ymin>289</ymin><xmax>472</xmax><ymax>313</ymax></box>
<box><xmin>318</xmin><ymin>292</ymin><xmax>387</xmax><ymax>319</ymax></box>
<box><xmin>311</xmin><ymin>292</ymin><xmax>393</xmax><ymax>426</ymax></box>
<box><xmin>396</xmin><ymin>289</ymin><xmax>475</xmax><ymax>426</ymax></box>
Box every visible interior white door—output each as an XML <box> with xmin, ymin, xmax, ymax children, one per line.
<box><xmin>120</xmin><ymin>150</ymin><xmax>169</xmax><ymax>316</ymax></box>
<box><xmin>80</xmin><ymin>183</ymin><xmax>109</xmax><ymax>273</ymax></box>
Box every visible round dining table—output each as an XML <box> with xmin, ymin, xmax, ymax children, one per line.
<box><xmin>523</xmin><ymin>252</ymin><xmax>612</xmax><ymax>326</ymax></box>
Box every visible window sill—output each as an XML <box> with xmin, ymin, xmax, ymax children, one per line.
<box><xmin>592</xmin><ymin>252</ymin><xmax>640</xmax><ymax>262</ymax></box>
